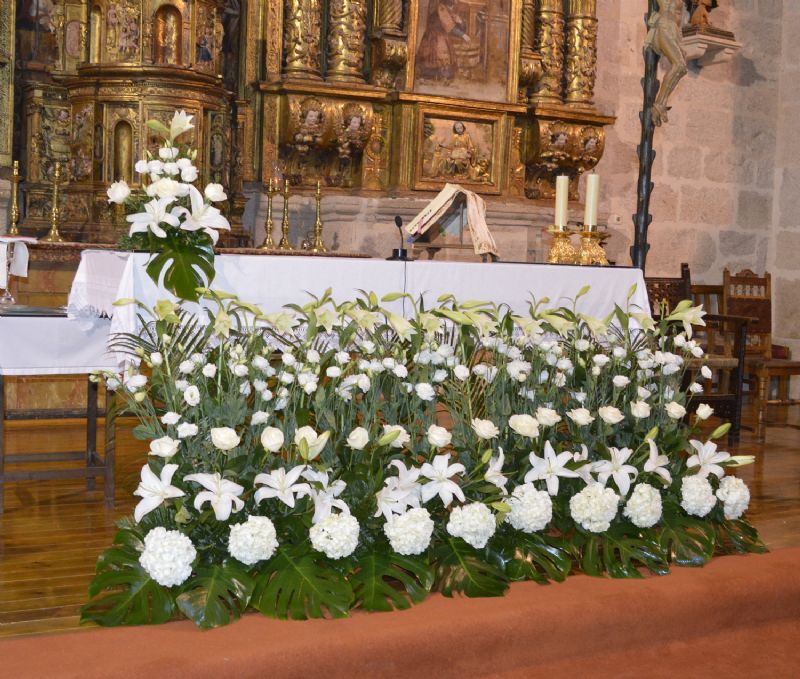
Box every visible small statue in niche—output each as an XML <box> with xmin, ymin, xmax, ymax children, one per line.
<box><xmin>196</xmin><ymin>24</ymin><xmax>214</xmax><ymax>62</ymax></box>
<box><xmin>644</xmin><ymin>0</ymin><xmax>688</xmax><ymax>126</ymax></box>
<box><xmin>687</xmin><ymin>0</ymin><xmax>718</xmax><ymax>28</ymax></box>
<box><xmin>337</xmin><ymin>106</ymin><xmax>368</xmax><ymax>159</ymax></box>
<box><xmin>155</xmin><ymin>6</ymin><xmax>182</xmax><ymax>65</ymax></box>
<box><xmin>294</xmin><ymin>102</ymin><xmax>324</xmax><ymax>154</ymax></box>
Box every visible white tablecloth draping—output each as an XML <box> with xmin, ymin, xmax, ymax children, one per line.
<box><xmin>0</xmin><ymin>315</ymin><xmax>116</xmax><ymax>376</ymax></box>
<box><xmin>69</xmin><ymin>250</ymin><xmax>650</xmax><ymax>338</ymax></box>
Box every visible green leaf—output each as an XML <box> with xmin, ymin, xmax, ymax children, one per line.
<box><xmin>434</xmin><ymin>538</ymin><xmax>509</xmax><ymax>598</ymax></box>
<box><xmin>659</xmin><ymin>504</ymin><xmax>716</xmax><ymax>567</ymax></box>
<box><xmin>350</xmin><ymin>551</ymin><xmax>433</xmax><ymax>612</ymax></box>
<box><xmin>506</xmin><ymin>533</ymin><xmax>574</xmax><ymax>584</ymax></box>
<box><xmin>713</xmin><ymin>519</ymin><xmax>768</xmax><ymax>555</ymax></box>
<box><xmin>581</xmin><ymin>526</ymin><xmax>668</xmax><ymax>578</ymax></box>
<box><xmin>146</xmin><ymin>236</ymin><xmax>216</xmax><ymax>303</ymax></box>
<box><xmin>146</xmin><ymin>119</ymin><xmax>171</xmax><ymax>137</ymax></box>
<box><xmin>251</xmin><ymin>547</ymin><xmax>354</xmax><ymax>620</ymax></box>
<box><xmin>176</xmin><ymin>562</ymin><xmax>255</xmax><ymax>629</ymax></box>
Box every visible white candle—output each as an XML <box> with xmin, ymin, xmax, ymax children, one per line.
<box><xmin>584</xmin><ymin>174</ymin><xmax>600</xmax><ymax>229</ymax></box>
<box><xmin>554</xmin><ymin>175</ymin><xmax>569</xmax><ymax>229</ymax></box>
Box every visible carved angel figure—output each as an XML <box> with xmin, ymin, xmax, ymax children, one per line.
<box><xmin>644</xmin><ymin>0</ymin><xmax>688</xmax><ymax>126</ymax></box>
<box><xmin>687</xmin><ymin>0</ymin><xmax>718</xmax><ymax>28</ymax></box>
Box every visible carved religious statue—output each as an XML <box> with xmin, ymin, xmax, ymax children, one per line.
<box><xmin>687</xmin><ymin>0</ymin><xmax>718</xmax><ymax>28</ymax></box>
<box><xmin>644</xmin><ymin>0</ymin><xmax>688</xmax><ymax>126</ymax></box>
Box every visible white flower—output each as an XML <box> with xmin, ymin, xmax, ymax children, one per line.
<box><xmin>334</xmin><ymin>351</ymin><xmax>350</xmax><ymax>364</ymax></box>
<box><xmin>567</xmin><ymin>408</ymin><xmax>594</xmax><ymax>427</ymax></box>
<box><xmin>689</xmin><ymin>382</ymin><xmax>704</xmax><ymax>394</ymax></box>
<box><xmin>326</xmin><ymin>366</ymin><xmax>342</xmax><ymax>378</ymax></box>
<box><xmin>701</xmin><ymin>365</ymin><xmax>713</xmax><ymax>380</ymax></box>
<box><xmin>169</xmin><ymin>110</ymin><xmax>195</xmax><ymax>140</ymax></box>
<box><xmin>665</xmin><ymin>401</ymin><xmax>687</xmax><ymax>419</ymax></box>
<box><xmin>180</xmin><ymin>165</ymin><xmax>199</xmax><ymax>183</ymax></box>
<box><xmin>644</xmin><ymin>438</ymin><xmax>672</xmax><ymax>485</ymax></box>
<box><xmin>162</xmin><ymin>162</ymin><xmax>179</xmax><ymax>176</ymax></box>
<box><xmin>630</xmin><ymin>400</ymin><xmax>652</xmax><ymax>419</ymax></box>
<box><xmin>172</xmin><ymin>185</ymin><xmax>230</xmax><ymax>244</ymax></box>
<box><xmin>594</xmin><ymin>447</ymin><xmax>638</xmax><ymax>497</ymax></box>
<box><xmin>423</xmin><ymin>424</ymin><xmax>450</xmax><ymax>448</ymax></box>
<box><xmin>178</xmin><ymin>360</ymin><xmax>195</xmax><ymax>375</ymax></box>
<box><xmin>393</xmin><ymin>364</ymin><xmax>409</xmax><ymax>378</ymax></box>
<box><xmin>184</xmin><ymin>472</ymin><xmax>245</xmax><ymax>521</ymax></box>
<box><xmin>570</xmin><ymin>484</ymin><xmax>619</xmax><ymax>533</ymax></box>
<box><xmin>681</xmin><ymin>476</ymin><xmax>716</xmax><ymax>517</ymax></box>
<box><xmin>139</xmin><ymin>527</ymin><xmax>196</xmax><ymax>587</ymax></box>
<box><xmin>454</xmin><ymin>365</ymin><xmax>470</xmax><ymax>381</ymax></box>
<box><xmin>254</xmin><ymin>465</ymin><xmax>310</xmax><ymax>508</ymax></box>
<box><xmin>294</xmin><ymin>426</ymin><xmax>330</xmax><ymax>460</ymax></box>
<box><xmin>346</xmin><ymin>427</ymin><xmax>369</xmax><ymax>450</ymax></box>
<box><xmin>535</xmin><ymin>407</ymin><xmax>562</xmax><ymax>428</ymax></box>
<box><xmin>356</xmin><ymin>374</ymin><xmax>371</xmax><ymax>392</ymax></box>
<box><xmin>593</xmin><ymin>354</ymin><xmax>610</xmax><ymax>367</ymax></box>
<box><xmin>306</xmin><ymin>349</ymin><xmax>321</xmax><ymax>364</ymax></box>
<box><xmin>472</xmin><ymin>418</ymin><xmax>500</xmax><ymax>440</ymax></box>
<box><xmin>716</xmin><ymin>476</ymin><xmax>750</xmax><ymax>520</ymax></box>
<box><xmin>183</xmin><ymin>385</ymin><xmax>200</xmax><ymax>406</ymax></box>
<box><xmin>146</xmin><ymin>177</ymin><xmax>188</xmax><ymax>201</ymax></box>
<box><xmin>612</xmin><ymin>375</ymin><xmax>631</xmax><ymax>388</ymax></box>
<box><xmin>126</xmin><ymin>374</ymin><xmax>148</xmax><ymax>392</ymax></box>
<box><xmin>446</xmin><ymin>503</ymin><xmax>496</xmax><ymax>548</ymax></box>
<box><xmin>309</xmin><ymin>514</ymin><xmax>360</xmax><ymax>559</ymax></box>
<box><xmin>525</xmin><ymin>441</ymin><xmax>580</xmax><ymax>495</ymax></box>
<box><xmin>598</xmin><ymin>406</ymin><xmax>625</xmax><ymax>425</ymax></box>
<box><xmin>623</xmin><ymin>483</ymin><xmax>662</xmax><ymax>528</ymax></box>
<box><xmin>251</xmin><ymin>411</ymin><xmax>270</xmax><ymax>426</ymax></box>
<box><xmin>509</xmin><ymin>414</ymin><xmax>540</xmax><ymax>438</ymax></box>
<box><xmin>506</xmin><ymin>484</ymin><xmax>552</xmax><ymax>533</ymax></box>
<box><xmin>696</xmin><ymin>404</ymin><xmax>714</xmax><ymax>421</ymax></box>
<box><xmin>484</xmin><ymin>448</ymin><xmax>507</xmax><ymax>492</ymax></box>
<box><xmin>304</xmin><ymin>470</ymin><xmax>350</xmax><ymax>524</ymax></box>
<box><xmin>415</xmin><ymin>382</ymin><xmax>436</xmax><ymax>401</ymax></box>
<box><xmin>375</xmin><ymin>461</ymin><xmax>422</xmax><ymax>520</ymax></box>
<box><xmin>198</xmin><ymin>362</ymin><xmax>216</xmax><ymax>379</ymax></box>
<box><xmin>158</xmin><ymin>146</ymin><xmax>179</xmax><ymax>161</ymax></box>
<box><xmin>233</xmin><ymin>364</ymin><xmax>248</xmax><ymax>378</ymax></box>
<box><xmin>133</xmin><ymin>463</ymin><xmax>185</xmax><ymax>522</ymax></box>
<box><xmin>687</xmin><ymin>440</ymin><xmax>730</xmax><ymax>478</ymax></box>
<box><xmin>135</xmin><ymin>159</ymin><xmax>149</xmax><ymax>174</ymax></box>
<box><xmin>383</xmin><ymin>424</ymin><xmax>411</xmax><ymax>449</ymax></box>
<box><xmin>384</xmin><ymin>508</ymin><xmax>434</xmax><ymax>555</ymax></box>
<box><xmin>260</xmin><ymin>426</ymin><xmax>285</xmax><ymax>453</ymax></box>
<box><xmin>228</xmin><ymin>515</ymin><xmax>278</xmax><ymax>566</ymax></box>
<box><xmin>106</xmin><ymin>180</ymin><xmax>130</xmax><ymax>204</ymax></box>
<box><xmin>177</xmin><ymin>422</ymin><xmax>198</xmax><ymax>439</ymax></box>
<box><xmin>210</xmin><ymin>426</ymin><xmax>240</xmax><ymax>452</ymax></box>
<box><xmin>420</xmin><ymin>454</ymin><xmax>466</xmax><ymax>507</ymax></box>
<box><xmin>148</xmin><ymin>352</ymin><xmax>164</xmax><ymax>367</ymax></box>
<box><xmin>149</xmin><ymin>435</ymin><xmax>179</xmax><ymax>459</ymax></box>
<box><xmin>161</xmin><ymin>411</ymin><xmax>181</xmax><ymax>426</ymax></box>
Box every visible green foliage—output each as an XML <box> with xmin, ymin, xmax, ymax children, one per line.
<box><xmin>659</xmin><ymin>503</ymin><xmax>716</xmax><ymax>567</ymax></box>
<box><xmin>176</xmin><ymin>562</ymin><xmax>255</xmax><ymax>629</ymax></box>
<box><xmin>714</xmin><ymin>519</ymin><xmax>768</xmax><ymax>555</ymax></box>
<box><xmin>434</xmin><ymin>539</ymin><xmax>509</xmax><ymax>598</ymax></box>
<box><xmin>504</xmin><ymin>533</ymin><xmax>574</xmax><ymax>584</ymax></box>
<box><xmin>145</xmin><ymin>235</ymin><xmax>215</xmax><ymax>303</ymax></box>
<box><xmin>350</xmin><ymin>552</ymin><xmax>434</xmax><ymax>612</ymax></box>
<box><xmin>580</xmin><ymin>526</ymin><xmax>669</xmax><ymax>578</ymax></box>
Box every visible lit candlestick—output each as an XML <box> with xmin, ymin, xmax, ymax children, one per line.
<box><xmin>584</xmin><ymin>173</ymin><xmax>600</xmax><ymax>231</ymax></box>
<box><xmin>554</xmin><ymin>175</ymin><xmax>569</xmax><ymax>229</ymax></box>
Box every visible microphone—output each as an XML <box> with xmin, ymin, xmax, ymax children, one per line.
<box><xmin>387</xmin><ymin>215</ymin><xmax>409</xmax><ymax>261</ymax></box>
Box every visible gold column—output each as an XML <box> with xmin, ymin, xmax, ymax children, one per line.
<box><xmin>518</xmin><ymin>0</ymin><xmax>541</xmax><ymax>101</ymax></box>
<box><xmin>565</xmin><ymin>0</ymin><xmax>598</xmax><ymax>107</ymax></box>
<box><xmin>532</xmin><ymin>0</ymin><xmax>566</xmax><ymax>104</ymax></box>
<box><xmin>521</xmin><ymin>0</ymin><xmax>536</xmax><ymax>52</ymax></box>
<box><xmin>283</xmin><ymin>0</ymin><xmax>324</xmax><ymax>79</ymax></box>
<box><xmin>376</xmin><ymin>0</ymin><xmax>403</xmax><ymax>33</ymax></box>
<box><xmin>327</xmin><ymin>0</ymin><xmax>368</xmax><ymax>83</ymax></box>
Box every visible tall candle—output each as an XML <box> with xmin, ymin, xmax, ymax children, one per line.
<box><xmin>584</xmin><ymin>173</ymin><xmax>600</xmax><ymax>230</ymax></box>
<box><xmin>554</xmin><ymin>175</ymin><xmax>569</xmax><ymax>229</ymax></box>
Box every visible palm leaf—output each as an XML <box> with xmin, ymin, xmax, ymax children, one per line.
<box><xmin>176</xmin><ymin>562</ymin><xmax>255</xmax><ymax>629</ymax></box>
<box><xmin>434</xmin><ymin>538</ymin><xmax>509</xmax><ymax>598</ymax></box>
<box><xmin>350</xmin><ymin>551</ymin><xmax>433</xmax><ymax>612</ymax></box>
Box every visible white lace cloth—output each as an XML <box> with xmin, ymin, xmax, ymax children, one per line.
<box><xmin>0</xmin><ymin>236</ymin><xmax>37</xmax><ymax>289</ymax></box>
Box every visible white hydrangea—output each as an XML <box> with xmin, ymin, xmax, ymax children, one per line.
<box><xmin>716</xmin><ymin>476</ymin><xmax>750</xmax><ymax>520</ymax></box>
<box><xmin>446</xmin><ymin>503</ymin><xmax>496</xmax><ymax>548</ymax></box>
<box><xmin>309</xmin><ymin>513</ymin><xmax>360</xmax><ymax>559</ymax></box>
<box><xmin>623</xmin><ymin>483</ymin><xmax>662</xmax><ymax>528</ymax></box>
<box><xmin>680</xmin><ymin>476</ymin><xmax>717</xmax><ymax>517</ymax></box>
<box><xmin>569</xmin><ymin>484</ymin><xmax>619</xmax><ymax>533</ymax></box>
<box><xmin>384</xmin><ymin>508</ymin><xmax>435</xmax><ymax>555</ymax></box>
<box><xmin>139</xmin><ymin>527</ymin><xmax>196</xmax><ymax>587</ymax></box>
<box><xmin>506</xmin><ymin>484</ymin><xmax>552</xmax><ymax>533</ymax></box>
<box><xmin>227</xmin><ymin>515</ymin><xmax>279</xmax><ymax>566</ymax></box>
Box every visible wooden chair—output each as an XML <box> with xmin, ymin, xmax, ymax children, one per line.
<box><xmin>722</xmin><ymin>269</ymin><xmax>800</xmax><ymax>439</ymax></box>
<box><xmin>645</xmin><ymin>263</ymin><xmax>692</xmax><ymax>317</ymax></box>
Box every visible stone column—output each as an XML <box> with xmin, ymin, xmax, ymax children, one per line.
<box><xmin>283</xmin><ymin>0</ymin><xmax>323</xmax><ymax>79</ymax></box>
<box><xmin>376</xmin><ymin>0</ymin><xmax>404</xmax><ymax>34</ymax></box>
<box><xmin>327</xmin><ymin>0</ymin><xmax>368</xmax><ymax>82</ymax></box>
<box><xmin>565</xmin><ymin>0</ymin><xmax>598</xmax><ymax>107</ymax></box>
<box><xmin>532</xmin><ymin>0</ymin><xmax>566</xmax><ymax>104</ymax></box>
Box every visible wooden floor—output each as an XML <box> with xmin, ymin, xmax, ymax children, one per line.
<box><xmin>1</xmin><ymin>407</ymin><xmax>798</xmax><ymax>640</ymax></box>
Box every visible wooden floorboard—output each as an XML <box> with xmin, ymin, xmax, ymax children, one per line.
<box><xmin>0</xmin><ymin>406</ymin><xmax>798</xmax><ymax>639</ymax></box>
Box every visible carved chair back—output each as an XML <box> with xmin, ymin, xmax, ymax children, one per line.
<box><xmin>722</xmin><ymin>268</ymin><xmax>772</xmax><ymax>359</ymax></box>
<box><xmin>645</xmin><ymin>262</ymin><xmax>692</xmax><ymax>317</ymax></box>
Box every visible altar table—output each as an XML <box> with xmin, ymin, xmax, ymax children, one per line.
<box><xmin>69</xmin><ymin>250</ymin><xmax>650</xmax><ymax>338</ymax></box>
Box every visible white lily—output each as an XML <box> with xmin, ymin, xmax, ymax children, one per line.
<box><xmin>594</xmin><ymin>447</ymin><xmax>638</xmax><ymax>497</ymax></box>
<box><xmin>484</xmin><ymin>448</ymin><xmax>508</xmax><ymax>493</ymax></box>
<box><xmin>420</xmin><ymin>454</ymin><xmax>466</xmax><ymax>507</ymax></box>
<box><xmin>294</xmin><ymin>426</ymin><xmax>331</xmax><ymax>460</ymax></box>
<box><xmin>169</xmin><ymin>110</ymin><xmax>194</xmax><ymax>141</ymax></box>
<box><xmin>687</xmin><ymin>440</ymin><xmax>730</xmax><ymax>479</ymax></box>
<box><xmin>572</xmin><ymin>444</ymin><xmax>595</xmax><ymax>484</ymax></box>
<box><xmin>665</xmin><ymin>301</ymin><xmax>706</xmax><ymax>339</ymax></box>
<box><xmin>171</xmin><ymin>185</ymin><xmax>231</xmax><ymax>244</ymax></box>
<box><xmin>133</xmin><ymin>463</ymin><xmax>185</xmax><ymax>523</ymax></box>
<box><xmin>303</xmin><ymin>469</ymin><xmax>349</xmax><ymax>524</ymax></box>
<box><xmin>184</xmin><ymin>472</ymin><xmax>245</xmax><ymax>521</ymax></box>
<box><xmin>644</xmin><ymin>438</ymin><xmax>672</xmax><ymax>485</ymax></box>
<box><xmin>127</xmin><ymin>197</ymin><xmax>179</xmax><ymax>238</ymax></box>
<box><xmin>374</xmin><ymin>462</ymin><xmax>422</xmax><ymax>520</ymax></box>
<box><xmin>525</xmin><ymin>441</ymin><xmax>580</xmax><ymax>496</ymax></box>
<box><xmin>254</xmin><ymin>465</ymin><xmax>310</xmax><ymax>508</ymax></box>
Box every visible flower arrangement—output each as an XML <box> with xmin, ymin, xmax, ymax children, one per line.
<box><xmin>106</xmin><ymin>111</ymin><xmax>231</xmax><ymax>302</ymax></box>
<box><xmin>83</xmin><ymin>290</ymin><xmax>764</xmax><ymax>628</ymax></box>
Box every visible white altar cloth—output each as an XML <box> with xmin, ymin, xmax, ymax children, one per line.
<box><xmin>69</xmin><ymin>250</ymin><xmax>650</xmax><ymax>338</ymax></box>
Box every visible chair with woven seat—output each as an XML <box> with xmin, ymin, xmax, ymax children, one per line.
<box><xmin>722</xmin><ymin>269</ymin><xmax>800</xmax><ymax>440</ymax></box>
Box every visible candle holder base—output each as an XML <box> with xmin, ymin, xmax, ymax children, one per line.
<box><xmin>578</xmin><ymin>230</ymin><xmax>609</xmax><ymax>266</ymax></box>
<box><xmin>546</xmin><ymin>227</ymin><xmax>578</xmax><ymax>264</ymax></box>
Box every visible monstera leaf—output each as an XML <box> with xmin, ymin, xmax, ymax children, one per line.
<box><xmin>580</xmin><ymin>526</ymin><xmax>669</xmax><ymax>578</ymax></box>
<box><xmin>350</xmin><ymin>551</ymin><xmax>434</xmax><ymax>612</ymax></box>
<box><xmin>146</xmin><ymin>234</ymin><xmax>215</xmax><ymax>302</ymax></box>
<box><xmin>251</xmin><ymin>547</ymin><xmax>354</xmax><ymax>620</ymax></box>
<box><xmin>176</xmin><ymin>562</ymin><xmax>255</xmax><ymax>629</ymax></box>
<box><xmin>713</xmin><ymin>519</ymin><xmax>768</xmax><ymax>555</ymax></box>
<box><xmin>658</xmin><ymin>503</ymin><xmax>716</xmax><ymax>567</ymax></box>
<box><xmin>434</xmin><ymin>538</ymin><xmax>509</xmax><ymax>598</ymax></box>
<box><xmin>505</xmin><ymin>533</ymin><xmax>574</xmax><ymax>584</ymax></box>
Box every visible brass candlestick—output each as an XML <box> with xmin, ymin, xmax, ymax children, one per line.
<box><xmin>309</xmin><ymin>180</ymin><xmax>327</xmax><ymax>253</ymax></box>
<box><xmin>578</xmin><ymin>227</ymin><xmax>609</xmax><ymax>266</ymax></box>
<box><xmin>546</xmin><ymin>225</ymin><xmax>578</xmax><ymax>264</ymax></box>
<box><xmin>259</xmin><ymin>178</ymin><xmax>276</xmax><ymax>249</ymax></box>
<box><xmin>277</xmin><ymin>179</ymin><xmax>293</xmax><ymax>251</ymax></box>
<box><xmin>43</xmin><ymin>161</ymin><xmax>64</xmax><ymax>243</ymax></box>
<box><xmin>8</xmin><ymin>161</ymin><xmax>21</xmax><ymax>236</ymax></box>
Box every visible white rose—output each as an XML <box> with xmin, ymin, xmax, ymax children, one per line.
<box><xmin>158</xmin><ymin>146</ymin><xmax>179</xmax><ymax>160</ymax></box>
<box><xmin>149</xmin><ymin>177</ymin><xmax>183</xmax><ymax>200</ymax></box>
<box><xmin>183</xmin><ymin>385</ymin><xmax>200</xmax><ymax>407</ymax></box>
<box><xmin>162</xmin><ymin>162</ymin><xmax>179</xmax><ymax>176</ymax></box>
<box><xmin>179</xmin><ymin>360</ymin><xmax>195</xmax><ymax>374</ymax></box>
<box><xmin>135</xmin><ymin>159</ymin><xmax>149</xmax><ymax>174</ymax></box>
<box><xmin>261</xmin><ymin>427</ymin><xmax>285</xmax><ymax>453</ymax></box>
<box><xmin>251</xmin><ymin>411</ymin><xmax>270</xmax><ymax>426</ymax></box>
<box><xmin>205</xmin><ymin>183</ymin><xmax>227</xmax><ymax>202</ymax></box>
<box><xmin>567</xmin><ymin>408</ymin><xmax>594</xmax><ymax>426</ymax></box>
<box><xmin>665</xmin><ymin>401</ymin><xmax>687</xmax><ymax>419</ymax></box>
<box><xmin>347</xmin><ymin>427</ymin><xmax>369</xmax><ymax>450</ymax></box>
<box><xmin>177</xmin><ymin>422</ymin><xmax>198</xmax><ymax>439</ymax></box>
<box><xmin>150</xmin><ymin>352</ymin><xmax>163</xmax><ymax>366</ymax></box>
<box><xmin>700</xmin><ymin>366</ymin><xmax>712</xmax><ymax>380</ymax></box>
<box><xmin>306</xmin><ymin>349</ymin><xmax>321</xmax><ymax>364</ymax></box>
<box><xmin>637</xmin><ymin>386</ymin><xmax>652</xmax><ymax>400</ymax></box>
<box><xmin>454</xmin><ymin>365</ymin><xmax>470</xmax><ymax>381</ymax></box>
<box><xmin>427</xmin><ymin>424</ymin><xmax>452</xmax><ymax>448</ymax></box>
<box><xmin>696</xmin><ymin>403</ymin><xmax>714</xmax><ymax>420</ymax></box>
<box><xmin>598</xmin><ymin>406</ymin><xmax>625</xmax><ymax>425</ymax></box>
<box><xmin>326</xmin><ymin>366</ymin><xmax>342</xmax><ymax>378</ymax></box>
<box><xmin>282</xmin><ymin>352</ymin><xmax>296</xmax><ymax>367</ymax></box>
<box><xmin>181</xmin><ymin>165</ymin><xmax>199</xmax><ymax>183</ymax></box>
<box><xmin>612</xmin><ymin>346</ymin><xmax>626</xmax><ymax>359</ymax></box>
<box><xmin>147</xmin><ymin>159</ymin><xmax>164</xmax><ymax>176</ymax></box>
<box><xmin>535</xmin><ymin>407</ymin><xmax>562</xmax><ymax>428</ymax></box>
<box><xmin>161</xmin><ymin>411</ymin><xmax>181</xmax><ymax>426</ymax></box>
<box><xmin>630</xmin><ymin>400</ymin><xmax>652</xmax><ymax>419</ymax></box>
<box><xmin>472</xmin><ymin>418</ymin><xmax>500</xmax><ymax>440</ymax></box>
<box><xmin>415</xmin><ymin>383</ymin><xmax>436</xmax><ymax>401</ymax></box>
<box><xmin>393</xmin><ymin>364</ymin><xmax>409</xmax><ymax>378</ymax></box>
<box><xmin>612</xmin><ymin>375</ymin><xmax>631</xmax><ymax>389</ymax></box>
<box><xmin>689</xmin><ymin>382</ymin><xmax>704</xmax><ymax>394</ymax></box>
<box><xmin>508</xmin><ymin>414</ymin><xmax>540</xmax><ymax>438</ymax></box>
<box><xmin>210</xmin><ymin>427</ymin><xmax>240</xmax><ymax>451</ymax></box>
<box><xmin>202</xmin><ymin>363</ymin><xmax>217</xmax><ymax>378</ymax></box>
<box><xmin>149</xmin><ymin>436</ymin><xmax>179</xmax><ymax>458</ymax></box>
<box><xmin>593</xmin><ymin>354</ymin><xmax>610</xmax><ymax>367</ymax></box>
<box><xmin>106</xmin><ymin>180</ymin><xmax>130</xmax><ymax>204</ymax></box>
<box><xmin>233</xmin><ymin>364</ymin><xmax>248</xmax><ymax>378</ymax></box>
<box><xmin>126</xmin><ymin>374</ymin><xmax>148</xmax><ymax>392</ymax></box>
<box><xmin>294</xmin><ymin>426</ymin><xmax>330</xmax><ymax>460</ymax></box>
